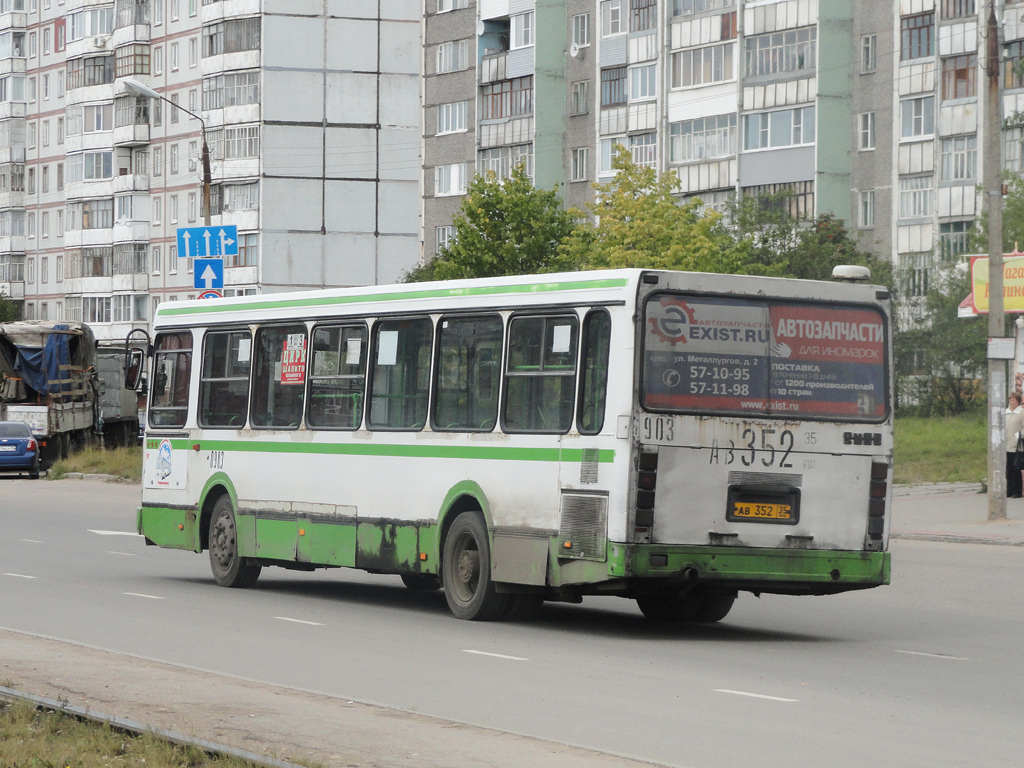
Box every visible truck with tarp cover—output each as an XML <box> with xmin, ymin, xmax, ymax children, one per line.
<box><xmin>0</xmin><ymin>321</ymin><xmax>98</xmax><ymax>464</ymax></box>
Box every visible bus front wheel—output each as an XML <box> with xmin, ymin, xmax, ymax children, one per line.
<box><xmin>636</xmin><ymin>590</ymin><xmax>736</xmax><ymax>624</ymax></box>
<box><xmin>208</xmin><ymin>496</ymin><xmax>261</xmax><ymax>588</ymax></box>
<box><xmin>442</xmin><ymin>511</ymin><xmax>509</xmax><ymax>621</ymax></box>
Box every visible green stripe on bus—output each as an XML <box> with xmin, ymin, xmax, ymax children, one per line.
<box><xmin>147</xmin><ymin>438</ymin><xmax>615</xmax><ymax>463</ymax></box>
<box><xmin>156</xmin><ymin>277</ymin><xmax>631</xmax><ymax>318</ymax></box>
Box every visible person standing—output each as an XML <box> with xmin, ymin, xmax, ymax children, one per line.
<box><xmin>1006</xmin><ymin>392</ymin><xmax>1024</xmax><ymax>498</ymax></box>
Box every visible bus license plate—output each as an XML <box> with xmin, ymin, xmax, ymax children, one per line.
<box><xmin>731</xmin><ymin>501</ymin><xmax>792</xmax><ymax>521</ymax></box>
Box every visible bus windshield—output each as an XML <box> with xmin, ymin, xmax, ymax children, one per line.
<box><xmin>642</xmin><ymin>293</ymin><xmax>888</xmax><ymax>421</ymax></box>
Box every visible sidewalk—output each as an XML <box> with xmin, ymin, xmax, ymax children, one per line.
<box><xmin>892</xmin><ymin>482</ymin><xmax>1024</xmax><ymax>545</ymax></box>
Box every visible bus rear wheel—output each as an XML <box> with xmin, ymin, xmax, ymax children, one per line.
<box><xmin>442</xmin><ymin>511</ymin><xmax>509</xmax><ymax>621</ymax></box>
<box><xmin>636</xmin><ymin>590</ymin><xmax>736</xmax><ymax>624</ymax></box>
<box><xmin>208</xmin><ymin>496</ymin><xmax>261</xmax><ymax>588</ymax></box>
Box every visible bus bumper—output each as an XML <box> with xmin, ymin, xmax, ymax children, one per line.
<box><xmin>611</xmin><ymin>544</ymin><xmax>890</xmax><ymax>595</ymax></box>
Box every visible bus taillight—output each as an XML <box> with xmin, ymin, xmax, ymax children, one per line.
<box><xmin>867</xmin><ymin>461</ymin><xmax>889</xmax><ymax>543</ymax></box>
<box><xmin>636</xmin><ymin>448</ymin><xmax>659</xmax><ymax>529</ymax></box>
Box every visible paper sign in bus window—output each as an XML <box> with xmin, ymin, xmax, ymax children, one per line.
<box><xmin>552</xmin><ymin>324</ymin><xmax>572</xmax><ymax>354</ymax></box>
<box><xmin>345</xmin><ymin>337</ymin><xmax>362</xmax><ymax>366</ymax></box>
<box><xmin>377</xmin><ymin>330</ymin><xmax>398</xmax><ymax>366</ymax></box>
<box><xmin>280</xmin><ymin>336</ymin><xmax>307</xmax><ymax>385</ymax></box>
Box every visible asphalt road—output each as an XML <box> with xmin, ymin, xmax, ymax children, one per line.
<box><xmin>1</xmin><ymin>478</ymin><xmax>1022</xmax><ymax>768</ymax></box>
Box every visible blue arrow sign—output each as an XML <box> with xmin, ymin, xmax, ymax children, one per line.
<box><xmin>194</xmin><ymin>258</ymin><xmax>224</xmax><ymax>290</ymax></box>
<box><xmin>177</xmin><ymin>225</ymin><xmax>239</xmax><ymax>258</ymax></box>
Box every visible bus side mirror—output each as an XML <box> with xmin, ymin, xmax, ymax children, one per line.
<box><xmin>124</xmin><ymin>347</ymin><xmax>146</xmax><ymax>391</ymax></box>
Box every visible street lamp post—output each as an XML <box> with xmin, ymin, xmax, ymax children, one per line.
<box><xmin>122</xmin><ymin>77</ymin><xmax>211</xmax><ymax>226</ymax></box>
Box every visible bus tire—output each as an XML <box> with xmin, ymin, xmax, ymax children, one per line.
<box><xmin>442</xmin><ymin>511</ymin><xmax>509</xmax><ymax>621</ymax></box>
<box><xmin>208</xmin><ymin>496</ymin><xmax>261</xmax><ymax>588</ymax></box>
<box><xmin>400</xmin><ymin>573</ymin><xmax>441</xmax><ymax>591</ymax></box>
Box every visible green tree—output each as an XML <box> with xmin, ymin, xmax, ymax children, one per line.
<box><xmin>728</xmin><ymin>192</ymin><xmax>890</xmax><ymax>282</ymax></box>
<box><xmin>405</xmin><ymin>165</ymin><xmax>578</xmax><ymax>282</ymax></box>
<box><xmin>559</xmin><ymin>147</ymin><xmax>749</xmax><ymax>273</ymax></box>
<box><xmin>894</xmin><ymin>266</ymin><xmax>987</xmax><ymax>415</ymax></box>
<box><xmin>971</xmin><ymin>172</ymin><xmax>1024</xmax><ymax>255</ymax></box>
<box><xmin>0</xmin><ymin>290</ymin><xmax>18</xmax><ymax>322</ymax></box>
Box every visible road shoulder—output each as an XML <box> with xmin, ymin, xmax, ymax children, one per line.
<box><xmin>0</xmin><ymin>628</ymin><xmax>661</xmax><ymax>768</ymax></box>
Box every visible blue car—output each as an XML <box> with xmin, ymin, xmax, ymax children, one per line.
<box><xmin>0</xmin><ymin>421</ymin><xmax>41</xmax><ymax>479</ymax></box>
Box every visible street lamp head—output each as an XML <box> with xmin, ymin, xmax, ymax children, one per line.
<box><xmin>122</xmin><ymin>77</ymin><xmax>160</xmax><ymax>101</ymax></box>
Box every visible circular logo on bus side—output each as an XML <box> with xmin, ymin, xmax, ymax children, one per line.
<box><xmin>648</xmin><ymin>297</ymin><xmax>697</xmax><ymax>345</ymax></box>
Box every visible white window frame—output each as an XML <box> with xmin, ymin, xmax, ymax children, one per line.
<box><xmin>940</xmin><ymin>134</ymin><xmax>977</xmax><ymax>182</ymax></box>
<box><xmin>629</xmin><ymin>64</ymin><xmax>656</xmax><ymax>101</ymax></box>
<box><xmin>435</xmin><ymin>163</ymin><xmax>467</xmax><ymax>196</ymax></box>
<box><xmin>573</xmin><ymin>13</ymin><xmax>591</xmax><ymax>47</ymax></box>
<box><xmin>437</xmin><ymin>101</ymin><xmax>467</xmax><ymax>135</ymax></box>
<box><xmin>436</xmin><ymin>40</ymin><xmax>469</xmax><ymax>74</ymax></box>
<box><xmin>571</xmin><ymin>147</ymin><xmax>589</xmax><ymax>182</ymax></box>
<box><xmin>601</xmin><ymin>0</ymin><xmax>625</xmax><ymax>36</ymax></box>
<box><xmin>511</xmin><ymin>12</ymin><xmax>534</xmax><ymax>49</ymax></box>
<box><xmin>899</xmin><ymin>175</ymin><xmax>933</xmax><ymax>219</ymax></box>
<box><xmin>859</xmin><ymin>112</ymin><xmax>875</xmax><ymax>150</ymax></box>
<box><xmin>900</xmin><ymin>95</ymin><xmax>935</xmax><ymax>139</ymax></box>
<box><xmin>858</xmin><ymin>189</ymin><xmax>875</xmax><ymax>228</ymax></box>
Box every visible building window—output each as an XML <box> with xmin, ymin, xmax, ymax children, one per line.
<box><xmin>899</xmin><ymin>176</ymin><xmax>934</xmax><ymax>219</ymax></box>
<box><xmin>672</xmin><ymin>0</ymin><xmax>735</xmax><ymax>16</ymax></box>
<box><xmin>601</xmin><ymin>0</ymin><xmax>625</xmax><ymax>36</ymax></box>
<box><xmin>900</xmin><ymin>253</ymin><xmax>931</xmax><ymax>297</ymax></box>
<box><xmin>629</xmin><ymin>63</ymin><xmax>656</xmax><ymax>101</ymax></box>
<box><xmin>479</xmin><ymin>144</ymin><xmax>533</xmax><ymax>180</ymax></box>
<box><xmin>900</xmin><ymin>95</ymin><xmax>935</xmax><ymax>138</ymax></box>
<box><xmin>437</xmin><ymin>0</ymin><xmax>468</xmax><ymax>11</ymax></box>
<box><xmin>1005</xmin><ymin>126</ymin><xmax>1024</xmax><ymax>173</ymax></box>
<box><xmin>436</xmin><ymin>225</ymin><xmax>454</xmax><ymax>254</ymax></box>
<box><xmin>571</xmin><ymin>80</ymin><xmax>589</xmax><ymax>115</ymax></box>
<box><xmin>744</xmin><ymin>27</ymin><xmax>816</xmax><ymax>78</ymax></box>
<box><xmin>572</xmin><ymin>13</ymin><xmax>590</xmax><ymax>47</ymax></box>
<box><xmin>232</xmin><ymin>233</ymin><xmax>258</xmax><ymax>267</ymax></box>
<box><xmin>743</xmin><ymin>106</ymin><xmax>815</xmax><ymax>150</ymax></box>
<box><xmin>435</xmin><ymin>163</ymin><xmax>467</xmax><ymax>196</ymax></box>
<box><xmin>942</xmin><ymin>0</ymin><xmax>975</xmax><ymax>19</ymax></box>
<box><xmin>67</xmin><ymin>55</ymin><xmax>114</xmax><ymax>88</ymax></box>
<box><xmin>861</xmin><ymin>34</ymin><xmax>877</xmax><ymax>73</ymax></box>
<box><xmin>858</xmin><ymin>190</ymin><xmax>875</xmax><ymax>228</ymax></box>
<box><xmin>203</xmin><ymin>17</ymin><xmax>260</xmax><ymax>57</ymax></box>
<box><xmin>1006</xmin><ymin>41</ymin><xmax>1024</xmax><ymax>89</ymax></box>
<box><xmin>859</xmin><ymin>112</ymin><xmax>875</xmax><ymax>150</ymax></box>
<box><xmin>600</xmin><ymin>66</ymin><xmax>627</xmax><ymax>107</ymax></box>
<box><xmin>741</xmin><ymin>181</ymin><xmax>815</xmax><ymax>218</ymax></box>
<box><xmin>629</xmin><ymin>133</ymin><xmax>656</xmax><ymax>167</ymax></box>
<box><xmin>630</xmin><ymin>0</ymin><xmax>655</xmax><ymax>32</ymax></box>
<box><xmin>942</xmin><ymin>54</ymin><xmax>977</xmax><ymax>100</ymax></box>
<box><xmin>938</xmin><ymin>221</ymin><xmax>973</xmax><ymax>261</ymax></box>
<box><xmin>511</xmin><ymin>12</ymin><xmax>533</xmax><ymax>49</ymax></box>
<box><xmin>437</xmin><ymin>101</ymin><xmax>467</xmax><ymax>134</ymax></box>
<box><xmin>170</xmin><ymin>144</ymin><xmax>179</xmax><ymax>174</ymax></box>
<box><xmin>669</xmin><ymin>113</ymin><xmax>736</xmax><ymax>162</ymax></box>
<box><xmin>900</xmin><ymin>13</ymin><xmax>934</xmax><ymax>61</ymax></box>
<box><xmin>115</xmin><ymin>43</ymin><xmax>150</xmax><ymax>77</ymax></box>
<box><xmin>202</xmin><ymin>70</ymin><xmax>259</xmax><ymax>110</ymax></box>
<box><xmin>940</xmin><ymin>135</ymin><xmax>977</xmax><ymax>182</ymax></box>
<box><xmin>571</xmin><ymin>147</ymin><xmax>589</xmax><ymax>182</ymax></box>
<box><xmin>600</xmin><ymin>137</ymin><xmax>626</xmax><ymax>173</ymax></box>
<box><xmin>671</xmin><ymin>43</ymin><xmax>734</xmax><ymax>88</ymax></box>
<box><xmin>436</xmin><ymin>40</ymin><xmax>469</xmax><ymax>73</ymax></box>
<box><xmin>480</xmin><ymin>76</ymin><xmax>534</xmax><ymax>120</ymax></box>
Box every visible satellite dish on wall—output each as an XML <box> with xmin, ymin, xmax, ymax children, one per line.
<box><xmin>476</xmin><ymin>19</ymin><xmax>485</xmax><ymax>36</ymax></box>
<box><xmin>569</xmin><ymin>42</ymin><xmax>581</xmax><ymax>58</ymax></box>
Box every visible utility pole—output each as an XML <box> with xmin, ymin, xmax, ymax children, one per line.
<box><xmin>985</xmin><ymin>0</ymin><xmax>1007</xmax><ymax>520</ymax></box>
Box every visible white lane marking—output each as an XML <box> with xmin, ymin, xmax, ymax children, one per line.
<box><xmin>123</xmin><ymin>592</ymin><xmax>163</xmax><ymax>599</ymax></box>
<box><xmin>275</xmin><ymin>617</ymin><xmax>324</xmax><ymax>626</ymax></box>
<box><xmin>19</xmin><ymin>539</ymin><xmax>42</xmax><ymax>543</ymax></box>
<box><xmin>714</xmin><ymin>689</ymin><xmax>799</xmax><ymax>702</ymax></box>
<box><xmin>463</xmin><ymin>650</ymin><xmax>529</xmax><ymax>661</ymax></box>
<box><xmin>89</xmin><ymin>530</ymin><xmax>139</xmax><ymax>536</ymax></box>
<box><xmin>895</xmin><ymin>650</ymin><xmax>968</xmax><ymax>661</ymax></box>
<box><xmin>108</xmin><ymin>551</ymin><xmax>136</xmax><ymax>557</ymax></box>
<box><xmin>3</xmin><ymin>573</ymin><xmax>37</xmax><ymax>579</ymax></box>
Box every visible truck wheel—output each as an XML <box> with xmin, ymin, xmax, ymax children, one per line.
<box><xmin>442</xmin><ymin>511</ymin><xmax>509</xmax><ymax>620</ymax></box>
<box><xmin>208</xmin><ymin>496</ymin><xmax>261</xmax><ymax>588</ymax></box>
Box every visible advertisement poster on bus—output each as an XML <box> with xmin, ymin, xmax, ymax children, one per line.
<box><xmin>643</xmin><ymin>295</ymin><xmax>886</xmax><ymax>419</ymax></box>
<box><xmin>280</xmin><ymin>334</ymin><xmax>307</xmax><ymax>385</ymax></box>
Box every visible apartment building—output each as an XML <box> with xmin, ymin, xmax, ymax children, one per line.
<box><xmin>422</xmin><ymin>0</ymin><xmax>1023</xmax><ymax>297</ymax></box>
<box><xmin>0</xmin><ymin>0</ymin><xmax>421</xmax><ymax>343</ymax></box>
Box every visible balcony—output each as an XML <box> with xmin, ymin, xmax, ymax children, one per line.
<box><xmin>0</xmin><ymin>11</ymin><xmax>27</xmax><ymax>32</ymax></box>
<box><xmin>0</xmin><ymin>56</ymin><xmax>25</xmax><ymax>75</ymax></box>
<box><xmin>112</xmin><ymin>122</ymin><xmax>150</xmax><ymax>146</ymax></box>
<box><xmin>113</xmin><ymin>171</ymin><xmax>149</xmax><ymax>194</ymax></box>
<box><xmin>0</xmin><ymin>101</ymin><xmax>26</xmax><ymax>120</ymax></box>
<box><xmin>201</xmin><ymin>0</ymin><xmax>261</xmax><ymax>24</ymax></box>
<box><xmin>0</xmin><ymin>280</ymin><xmax>24</xmax><ymax>299</ymax></box>
<box><xmin>0</xmin><ymin>235</ymin><xmax>25</xmax><ymax>253</ymax></box>
<box><xmin>111</xmin><ymin>24</ymin><xmax>150</xmax><ymax>48</ymax></box>
<box><xmin>0</xmin><ymin>146</ymin><xmax>25</xmax><ymax>164</ymax></box>
<box><xmin>480</xmin><ymin>51</ymin><xmax>507</xmax><ymax>84</ymax></box>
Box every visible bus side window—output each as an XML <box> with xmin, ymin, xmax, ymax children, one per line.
<box><xmin>199</xmin><ymin>330</ymin><xmax>251</xmax><ymax>428</ymax></box>
<box><xmin>149</xmin><ymin>331</ymin><xmax>192</xmax><ymax>429</ymax></box>
<box><xmin>578</xmin><ymin>310</ymin><xmax>611</xmax><ymax>435</ymax></box>
<box><xmin>250</xmin><ymin>325</ymin><xmax>307</xmax><ymax>429</ymax></box>
<box><xmin>308</xmin><ymin>324</ymin><xmax>367</xmax><ymax>430</ymax></box>
<box><xmin>369</xmin><ymin>318</ymin><xmax>432</xmax><ymax>430</ymax></box>
<box><xmin>433</xmin><ymin>315</ymin><xmax>502</xmax><ymax>431</ymax></box>
<box><xmin>503</xmin><ymin>314</ymin><xmax>578</xmax><ymax>433</ymax></box>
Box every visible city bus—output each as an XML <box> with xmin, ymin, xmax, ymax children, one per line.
<box><xmin>128</xmin><ymin>268</ymin><xmax>892</xmax><ymax>622</ymax></box>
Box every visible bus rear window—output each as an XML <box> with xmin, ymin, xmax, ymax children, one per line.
<box><xmin>642</xmin><ymin>294</ymin><xmax>887</xmax><ymax>421</ymax></box>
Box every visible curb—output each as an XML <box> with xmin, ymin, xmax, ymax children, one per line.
<box><xmin>891</xmin><ymin>532</ymin><xmax>1024</xmax><ymax>546</ymax></box>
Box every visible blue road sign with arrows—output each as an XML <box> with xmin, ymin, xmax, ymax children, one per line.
<box><xmin>194</xmin><ymin>258</ymin><xmax>224</xmax><ymax>290</ymax></box>
<box><xmin>177</xmin><ymin>225</ymin><xmax>238</xmax><ymax>258</ymax></box>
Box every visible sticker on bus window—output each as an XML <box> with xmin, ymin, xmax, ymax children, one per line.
<box><xmin>552</xmin><ymin>324</ymin><xmax>572</xmax><ymax>354</ymax></box>
<box><xmin>643</xmin><ymin>294</ymin><xmax>886</xmax><ymax>419</ymax></box>
<box><xmin>237</xmin><ymin>338</ymin><xmax>251</xmax><ymax>363</ymax></box>
<box><xmin>280</xmin><ymin>336</ymin><xmax>307</xmax><ymax>385</ymax></box>
<box><xmin>377</xmin><ymin>330</ymin><xmax>398</xmax><ymax>366</ymax></box>
<box><xmin>345</xmin><ymin>338</ymin><xmax>362</xmax><ymax>366</ymax></box>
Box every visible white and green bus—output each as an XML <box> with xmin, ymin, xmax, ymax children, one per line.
<box><xmin>129</xmin><ymin>268</ymin><xmax>892</xmax><ymax>622</ymax></box>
